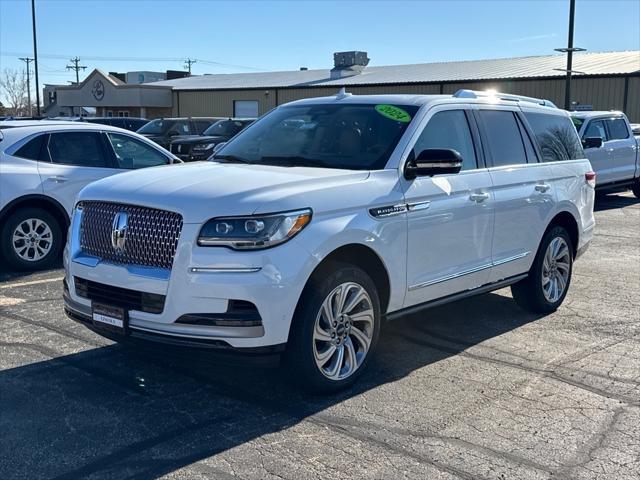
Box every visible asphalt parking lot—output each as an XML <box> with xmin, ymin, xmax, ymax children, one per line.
<box><xmin>1</xmin><ymin>192</ymin><xmax>638</xmax><ymax>480</ymax></box>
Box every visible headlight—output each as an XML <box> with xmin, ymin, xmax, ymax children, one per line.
<box><xmin>198</xmin><ymin>209</ymin><xmax>312</xmax><ymax>250</ymax></box>
<box><xmin>194</xmin><ymin>143</ymin><xmax>216</xmax><ymax>151</ymax></box>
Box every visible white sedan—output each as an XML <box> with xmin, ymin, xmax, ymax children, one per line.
<box><xmin>0</xmin><ymin>123</ymin><xmax>180</xmax><ymax>270</ymax></box>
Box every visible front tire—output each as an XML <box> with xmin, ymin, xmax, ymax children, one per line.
<box><xmin>0</xmin><ymin>208</ymin><xmax>63</xmax><ymax>271</ymax></box>
<box><xmin>511</xmin><ymin>226</ymin><xmax>573</xmax><ymax>314</ymax></box>
<box><xmin>632</xmin><ymin>179</ymin><xmax>640</xmax><ymax>199</ymax></box>
<box><xmin>284</xmin><ymin>263</ymin><xmax>381</xmax><ymax>393</ymax></box>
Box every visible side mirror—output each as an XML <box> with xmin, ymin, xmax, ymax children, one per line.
<box><xmin>582</xmin><ymin>136</ymin><xmax>603</xmax><ymax>149</ymax></box>
<box><xmin>404</xmin><ymin>149</ymin><xmax>463</xmax><ymax>179</ymax></box>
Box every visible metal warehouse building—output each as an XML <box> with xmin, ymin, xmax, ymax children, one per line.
<box><xmin>153</xmin><ymin>50</ymin><xmax>640</xmax><ymax>122</ymax></box>
<box><xmin>56</xmin><ymin>50</ymin><xmax>640</xmax><ymax>121</ymax></box>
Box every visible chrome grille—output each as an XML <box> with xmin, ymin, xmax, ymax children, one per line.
<box><xmin>80</xmin><ymin>201</ymin><xmax>183</xmax><ymax>270</ymax></box>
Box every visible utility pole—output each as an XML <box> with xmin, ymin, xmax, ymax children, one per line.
<box><xmin>31</xmin><ymin>0</ymin><xmax>41</xmax><ymax>116</ymax></box>
<box><xmin>184</xmin><ymin>58</ymin><xmax>196</xmax><ymax>75</ymax></box>
<box><xmin>554</xmin><ymin>0</ymin><xmax>585</xmax><ymax>111</ymax></box>
<box><xmin>19</xmin><ymin>57</ymin><xmax>34</xmax><ymax>116</ymax></box>
<box><xmin>66</xmin><ymin>57</ymin><xmax>87</xmax><ymax>85</ymax></box>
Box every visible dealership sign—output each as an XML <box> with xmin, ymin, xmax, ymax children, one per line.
<box><xmin>92</xmin><ymin>80</ymin><xmax>105</xmax><ymax>101</ymax></box>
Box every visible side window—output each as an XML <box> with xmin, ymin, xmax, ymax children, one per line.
<box><xmin>107</xmin><ymin>133</ymin><xmax>169</xmax><ymax>169</ymax></box>
<box><xmin>606</xmin><ymin>118</ymin><xmax>629</xmax><ymax>140</ymax></box>
<box><xmin>479</xmin><ymin>110</ymin><xmax>527</xmax><ymax>167</ymax></box>
<box><xmin>523</xmin><ymin>112</ymin><xmax>585</xmax><ymax>161</ymax></box>
<box><xmin>515</xmin><ymin>116</ymin><xmax>539</xmax><ymax>163</ymax></box>
<box><xmin>47</xmin><ymin>132</ymin><xmax>110</xmax><ymax>168</ymax></box>
<box><xmin>413</xmin><ymin>110</ymin><xmax>478</xmax><ymax>171</ymax></box>
<box><xmin>14</xmin><ymin>135</ymin><xmax>46</xmax><ymax>161</ymax></box>
<box><xmin>584</xmin><ymin>120</ymin><xmax>607</xmax><ymax>141</ymax></box>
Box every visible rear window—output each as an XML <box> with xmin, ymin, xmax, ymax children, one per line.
<box><xmin>524</xmin><ymin>112</ymin><xmax>584</xmax><ymax>162</ymax></box>
<box><xmin>15</xmin><ymin>135</ymin><xmax>46</xmax><ymax>161</ymax></box>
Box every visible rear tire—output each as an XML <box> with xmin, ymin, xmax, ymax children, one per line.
<box><xmin>284</xmin><ymin>263</ymin><xmax>381</xmax><ymax>393</ymax></box>
<box><xmin>511</xmin><ymin>226</ymin><xmax>573</xmax><ymax>314</ymax></box>
<box><xmin>0</xmin><ymin>208</ymin><xmax>63</xmax><ymax>271</ymax></box>
<box><xmin>632</xmin><ymin>179</ymin><xmax>640</xmax><ymax>199</ymax></box>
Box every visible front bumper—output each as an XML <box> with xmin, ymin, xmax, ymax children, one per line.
<box><xmin>64</xmin><ymin>219</ymin><xmax>319</xmax><ymax>350</ymax></box>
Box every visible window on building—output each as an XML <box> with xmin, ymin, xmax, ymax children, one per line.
<box><xmin>413</xmin><ymin>110</ymin><xmax>478</xmax><ymax>171</ymax></box>
<box><xmin>479</xmin><ymin>110</ymin><xmax>528</xmax><ymax>167</ymax></box>
<box><xmin>606</xmin><ymin>118</ymin><xmax>629</xmax><ymax>140</ymax></box>
<box><xmin>106</xmin><ymin>133</ymin><xmax>170</xmax><ymax>169</ymax></box>
<box><xmin>47</xmin><ymin>132</ymin><xmax>110</xmax><ymax>168</ymax></box>
<box><xmin>106</xmin><ymin>111</ymin><xmax>114</xmax><ymax>118</ymax></box>
<box><xmin>234</xmin><ymin>100</ymin><xmax>259</xmax><ymax>118</ymax></box>
<box><xmin>523</xmin><ymin>112</ymin><xmax>584</xmax><ymax>162</ymax></box>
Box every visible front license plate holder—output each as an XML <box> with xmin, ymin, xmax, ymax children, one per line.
<box><xmin>92</xmin><ymin>302</ymin><xmax>128</xmax><ymax>336</ymax></box>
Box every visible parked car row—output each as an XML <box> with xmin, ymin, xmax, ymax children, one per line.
<box><xmin>169</xmin><ymin>118</ymin><xmax>254</xmax><ymax>161</ymax></box>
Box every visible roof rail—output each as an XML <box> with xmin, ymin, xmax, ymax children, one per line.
<box><xmin>453</xmin><ymin>89</ymin><xmax>557</xmax><ymax>108</ymax></box>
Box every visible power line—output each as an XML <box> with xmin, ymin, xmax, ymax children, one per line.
<box><xmin>66</xmin><ymin>57</ymin><xmax>87</xmax><ymax>85</ymax></box>
<box><xmin>19</xmin><ymin>57</ymin><xmax>34</xmax><ymax>116</ymax></box>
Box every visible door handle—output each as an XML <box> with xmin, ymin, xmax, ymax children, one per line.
<box><xmin>535</xmin><ymin>183</ymin><xmax>551</xmax><ymax>193</ymax></box>
<box><xmin>48</xmin><ymin>176</ymin><xmax>68</xmax><ymax>183</ymax></box>
<box><xmin>469</xmin><ymin>192</ymin><xmax>490</xmax><ymax>203</ymax></box>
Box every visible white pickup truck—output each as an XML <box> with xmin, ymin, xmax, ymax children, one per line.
<box><xmin>571</xmin><ymin>111</ymin><xmax>640</xmax><ymax>198</ymax></box>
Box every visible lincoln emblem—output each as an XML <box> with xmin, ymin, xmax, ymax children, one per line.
<box><xmin>111</xmin><ymin>212</ymin><xmax>129</xmax><ymax>252</ymax></box>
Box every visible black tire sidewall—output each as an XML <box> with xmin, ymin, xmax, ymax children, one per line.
<box><xmin>285</xmin><ymin>263</ymin><xmax>381</xmax><ymax>393</ymax></box>
<box><xmin>1</xmin><ymin>208</ymin><xmax>63</xmax><ymax>271</ymax></box>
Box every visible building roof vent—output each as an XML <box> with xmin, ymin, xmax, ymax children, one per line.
<box><xmin>331</xmin><ymin>51</ymin><xmax>369</xmax><ymax>79</ymax></box>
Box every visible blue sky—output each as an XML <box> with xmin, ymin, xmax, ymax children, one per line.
<box><xmin>1</xmin><ymin>0</ymin><xmax>639</xmax><ymax>94</ymax></box>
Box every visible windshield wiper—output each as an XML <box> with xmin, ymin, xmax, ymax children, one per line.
<box><xmin>211</xmin><ymin>154</ymin><xmax>253</xmax><ymax>164</ymax></box>
<box><xmin>259</xmin><ymin>156</ymin><xmax>332</xmax><ymax>168</ymax></box>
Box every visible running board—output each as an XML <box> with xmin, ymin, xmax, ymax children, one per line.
<box><xmin>385</xmin><ymin>274</ymin><xmax>528</xmax><ymax>321</ymax></box>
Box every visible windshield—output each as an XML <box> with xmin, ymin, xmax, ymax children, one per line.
<box><xmin>137</xmin><ymin>119</ymin><xmax>174</xmax><ymax>135</ymax></box>
<box><xmin>570</xmin><ymin>116</ymin><xmax>585</xmax><ymax>132</ymax></box>
<box><xmin>203</xmin><ymin>120</ymin><xmax>246</xmax><ymax>137</ymax></box>
<box><xmin>214</xmin><ymin>103</ymin><xmax>419</xmax><ymax>170</ymax></box>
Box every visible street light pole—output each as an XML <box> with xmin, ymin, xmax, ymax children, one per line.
<box><xmin>31</xmin><ymin>0</ymin><xmax>41</xmax><ymax>116</ymax></box>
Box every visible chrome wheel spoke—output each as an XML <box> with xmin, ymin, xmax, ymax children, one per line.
<box><xmin>314</xmin><ymin>344</ymin><xmax>337</xmax><ymax>366</ymax></box>
<box><xmin>349</xmin><ymin>325</ymin><xmax>370</xmax><ymax>351</ymax></box>
<box><xmin>343</xmin><ymin>337</ymin><xmax>358</xmax><ymax>377</ymax></box>
<box><xmin>314</xmin><ymin>322</ymin><xmax>333</xmax><ymax>342</ymax></box>
<box><xmin>349</xmin><ymin>308</ymin><xmax>374</xmax><ymax>326</ymax></box>
<box><xmin>341</xmin><ymin>286</ymin><xmax>367</xmax><ymax>316</ymax></box>
<box><xmin>327</xmin><ymin>346</ymin><xmax>345</xmax><ymax>379</ymax></box>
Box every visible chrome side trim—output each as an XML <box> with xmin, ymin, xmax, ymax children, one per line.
<box><xmin>408</xmin><ymin>263</ymin><xmax>492</xmax><ymax>291</ymax></box>
<box><xmin>408</xmin><ymin>251</ymin><xmax>531</xmax><ymax>291</ymax></box>
<box><xmin>492</xmin><ymin>251</ymin><xmax>531</xmax><ymax>266</ymax></box>
<box><xmin>190</xmin><ymin>267</ymin><xmax>262</xmax><ymax>273</ymax></box>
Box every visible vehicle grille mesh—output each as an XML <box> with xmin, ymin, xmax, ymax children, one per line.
<box><xmin>80</xmin><ymin>201</ymin><xmax>183</xmax><ymax>270</ymax></box>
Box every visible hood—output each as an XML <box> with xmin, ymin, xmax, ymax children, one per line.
<box><xmin>78</xmin><ymin>162</ymin><xmax>371</xmax><ymax>223</ymax></box>
<box><xmin>171</xmin><ymin>135</ymin><xmax>226</xmax><ymax>145</ymax></box>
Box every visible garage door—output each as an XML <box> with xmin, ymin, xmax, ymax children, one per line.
<box><xmin>234</xmin><ymin>100</ymin><xmax>259</xmax><ymax>118</ymax></box>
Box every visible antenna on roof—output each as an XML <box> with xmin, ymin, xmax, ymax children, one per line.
<box><xmin>336</xmin><ymin>87</ymin><xmax>352</xmax><ymax>99</ymax></box>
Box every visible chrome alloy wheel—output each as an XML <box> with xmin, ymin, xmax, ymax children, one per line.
<box><xmin>541</xmin><ymin>237</ymin><xmax>571</xmax><ymax>303</ymax></box>
<box><xmin>313</xmin><ymin>282</ymin><xmax>375</xmax><ymax>381</ymax></box>
<box><xmin>12</xmin><ymin>218</ymin><xmax>53</xmax><ymax>262</ymax></box>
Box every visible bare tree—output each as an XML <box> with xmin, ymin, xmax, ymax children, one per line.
<box><xmin>0</xmin><ymin>68</ymin><xmax>28</xmax><ymax>116</ymax></box>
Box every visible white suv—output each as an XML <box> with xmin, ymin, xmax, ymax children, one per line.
<box><xmin>0</xmin><ymin>123</ymin><xmax>179</xmax><ymax>270</ymax></box>
<box><xmin>63</xmin><ymin>91</ymin><xmax>596</xmax><ymax>392</ymax></box>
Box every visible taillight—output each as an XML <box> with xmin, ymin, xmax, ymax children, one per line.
<box><xmin>585</xmin><ymin>171</ymin><xmax>596</xmax><ymax>188</ymax></box>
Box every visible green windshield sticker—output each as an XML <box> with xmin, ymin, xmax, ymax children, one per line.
<box><xmin>375</xmin><ymin>104</ymin><xmax>411</xmax><ymax>123</ymax></box>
